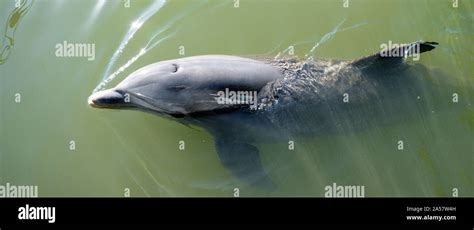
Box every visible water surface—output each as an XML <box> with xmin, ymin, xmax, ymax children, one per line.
<box><xmin>0</xmin><ymin>0</ymin><xmax>472</xmax><ymax>197</ymax></box>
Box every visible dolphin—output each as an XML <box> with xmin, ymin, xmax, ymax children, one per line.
<box><xmin>88</xmin><ymin>41</ymin><xmax>439</xmax><ymax>189</ymax></box>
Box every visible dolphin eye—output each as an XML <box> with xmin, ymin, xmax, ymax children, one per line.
<box><xmin>168</xmin><ymin>85</ymin><xmax>188</xmax><ymax>91</ymax></box>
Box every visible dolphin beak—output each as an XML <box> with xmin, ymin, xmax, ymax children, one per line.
<box><xmin>88</xmin><ymin>89</ymin><xmax>126</xmax><ymax>108</ymax></box>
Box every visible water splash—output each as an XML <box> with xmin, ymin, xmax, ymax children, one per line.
<box><xmin>0</xmin><ymin>0</ymin><xmax>34</xmax><ymax>65</ymax></box>
<box><xmin>82</xmin><ymin>0</ymin><xmax>107</xmax><ymax>30</ymax></box>
<box><xmin>273</xmin><ymin>40</ymin><xmax>313</xmax><ymax>60</ymax></box>
<box><xmin>92</xmin><ymin>31</ymin><xmax>177</xmax><ymax>94</ymax></box>
<box><xmin>101</xmin><ymin>0</ymin><xmax>167</xmax><ymax>79</ymax></box>
<box><xmin>92</xmin><ymin>0</ymin><xmax>210</xmax><ymax>93</ymax></box>
<box><xmin>304</xmin><ymin>20</ymin><xmax>368</xmax><ymax>61</ymax></box>
<box><xmin>273</xmin><ymin>19</ymin><xmax>368</xmax><ymax>61</ymax></box>
<box><xmin>91</xmin><ymin>0</ymin><xmax>167</xmax><ymax>94</ymax></box>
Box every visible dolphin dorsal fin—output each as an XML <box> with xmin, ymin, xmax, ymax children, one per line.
<box><xmin>350</xmin><ymin>41</ymin><xmax>438</xmax><ymax>70</ymax></box>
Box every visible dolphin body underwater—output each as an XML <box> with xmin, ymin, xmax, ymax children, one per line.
<box><xmin>89</xmin><ymin>41</ymin><xmax>439</xmax><ymax>189</ymax></box>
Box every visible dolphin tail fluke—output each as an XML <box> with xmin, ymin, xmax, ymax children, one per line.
<box><xmin>350</xmin><ymin>41</ymin><xmax>439</xmax><ymax>69</ymax></box>
<box><xmin>214</xmin><ymin>138</ymin><xmax>276</xmax><ymax>190</ymax></box>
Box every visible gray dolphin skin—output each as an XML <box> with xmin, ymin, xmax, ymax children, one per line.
<box><xmin>88</xmin><ymin>41</ymin><xmax>438</xmax><ymax>189</ymax></box>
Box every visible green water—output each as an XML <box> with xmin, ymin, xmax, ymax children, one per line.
<box><xmin>0</xmin><ymin>0</ymin><xmax>473</xmax><ymax>197</ymax></box>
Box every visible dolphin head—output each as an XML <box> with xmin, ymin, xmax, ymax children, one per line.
<box><xmin>88</xmin><ymin>55</ymin><xmax>283</xmax><ymax>118</ymax></box>
<box><xmin>88</xmin><ymin>59</ymin><xmax>191</xmax><ymax>117</ymax></box>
